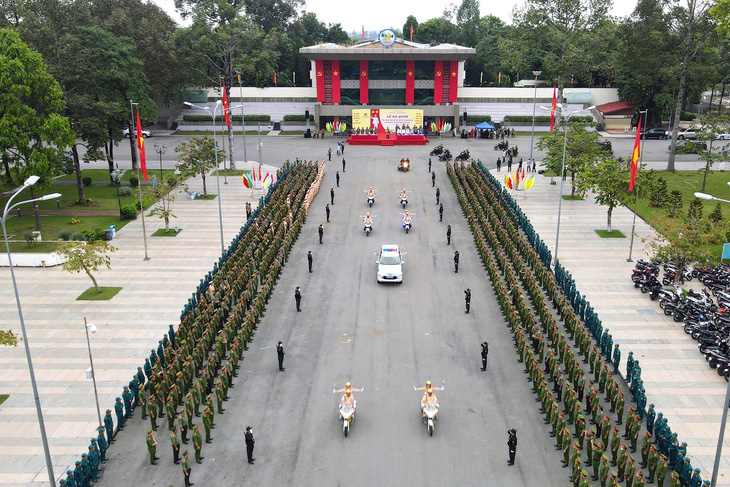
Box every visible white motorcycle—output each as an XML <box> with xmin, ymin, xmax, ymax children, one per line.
<box><xmin>363</xmin><ymin>221</ymin><xmax>373</xmax><ymax>237</ymax></box>
<box><xmin>402</xmin><ymin>219</ymin><xmax>412</xmax><ymax>234</ymax></box>
<box><xmin>340</xmin><ymin>403</ymin><xmax>355</xmax><ymax>437</ymax></box>
<box><xmin>400</xmin><ymin>196</ymin><xmax>408</xmax><ymax>209</ymax></box>
<box><xmin>367</xmin><ymin>195</ymin><xmax>375</xmax><ymax>207</ymax></box>
<box><xmin>423</xmin><ymin>405</ymin><xmax>438</xmax><ymax>436</ymax></box>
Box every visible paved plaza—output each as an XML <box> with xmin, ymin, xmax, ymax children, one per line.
<box><xmin>0</xmin><ymin>135</ymin><xmax>729</xmax><ymax>486</ymax></box>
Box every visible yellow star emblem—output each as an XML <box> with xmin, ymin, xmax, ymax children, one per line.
<box><xmin>333</xmin><ymin>71</ymin><xmax>339</xmax><ymax>76</ymax></box>
<box><xmin>451</xmin><ymin>71</ymin><xmax>457</xmax><ymax>76</ymax></box>
<box><xmin>361</xmin><ymin>71</ymin><xmax>367</xmax><ymax>76</ymax></box>
<box><xmin>407</xmin><ymin>71</ymin><xmax>413</xmax><ymax>76</ymax></box>
<box><xmin>436</xmin><ymin>71</ymin><xmax>441</xmax><ymax>76</ymax></box>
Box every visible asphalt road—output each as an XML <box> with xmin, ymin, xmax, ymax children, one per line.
<box><xmin>98</xmin><ymin>144</ymin><xmax>575</xmax><ymax>486</ymax></box>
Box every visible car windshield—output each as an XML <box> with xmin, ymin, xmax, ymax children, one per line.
<box><xmin>380</xmin><ymin>255</ymin><xmax>400</xmax><ymax>265</ymax></box>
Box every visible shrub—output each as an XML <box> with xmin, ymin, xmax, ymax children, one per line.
<box><xmin>465</xmin><ymin>115</ymin><xmax>492</xmax><ymax>123</ymax></box>
<box><xmin>283</xmin><ymin>114</ymin><xmax>314</xmax><ymax>121</ymax></box>
<box><xmin>82</xmin><ymin>176</ymin><xmax>93</xmax><ymax>187</ymax></box>
<box><xmin>680</xmin><ymin>112</ymin><xmax>697</xmax><ymax>121</ymax></box>
<box><xmin>69</xmin><ymin>217</ymin><xmax>82</xmax><ymax>225</ymax></box>
<box><xmin>503</xmin><ymin>115</ymin><xmax>593</xmax><ymax>123</ymax></box>
<box><xmin>118</xmin><ymin>186</ymin><xmax>133</xmax><ymax>197</ymax></box>
<box><xmin>23</xmin><ymin>231</ymin><xmax>36</xmax><ymax>246</ymax></box>
<box><xmin>649</xmin><ymin>177</ymin><xmax>668</xmax><ymax>208</ymax></box>
<box><xmin>667</xmin><ymin>190</ymin><xmax>684</xmax><ymax>217</ymax></box>
<box><xmin>121</xmin><ymin>204</ymin><xmax>138</xmax><ymax>220</ymax></box>
<box><xmin>70</xmin><ymin>232</ymin><xmax>85</xmax><ymax>241</ymax></box>
<box><xmin>182</xmin><ymin>114</ymin><xmax>271</xmax><ymax>122</ymax></box>
<box><xmin>81</xmin><ymin>228</ymin><xmax>106</xmax><ymax>242</ymax></box>
<box><xmin>57</xmin><ymin>230</ymin><xmax>73</xmax><ymax>241</ymax></box>
<box><xmin>129</xmin><ymin>176</ymin><xmax>139</xmax><ymax>188</ymax></box>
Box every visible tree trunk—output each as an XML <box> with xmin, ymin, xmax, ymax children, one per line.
<box><xmin>28</xmin><ymin>187</ymin><xmax>41</xmax><ymax>231</ymax></box>
<box><xmin>719</xmin><ymin>83</ymin><xmax>727</xmax><ymax>113</ymax></box>
<box><xmin>3</xmin><ymin>155</ymin><xmax>14</xmax><ymax>187</ymax></box>
<box><xmin>87</xmin><ymin>270</ymin><xmax>100</xmax><ymax>293</ymax></box>
<box><xmin>708</xmin><ymin>83</ymin><xmax>715</xmax><ymax>114</ymax></box>
<box><xmin>228</xmin><ymin>128</ymin><xmax>236</xmax><ymax>170</ymax></box>
<box><xmin>128</xmin><ymin>121</ymin><xmax>138</xmax><ymax>170</ymax></box>
<box><xmin>72</xmin><ymin>144</ymin><xmax>85</xmax><ymax>202</ymax></box>
<box><xmin>164</xmin><ymin>215</ymin><xmax>170</xmax><ymax>231</ymax></box>
<box><xmin>570</xmin><ymin>171</ymin><xmax>576</xmax><ymax>197</ymax></box>
<box><xmin>202</xmin><ymin>173</ymin><xmax>208</xmax><ymax>196</ymax></box>
<box><xmin>607</xmin><ymin>205</ymin><xmax>613</xmax><ymax>232</ymax></box>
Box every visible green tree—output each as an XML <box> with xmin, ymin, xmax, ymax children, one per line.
<box><xmin>0</xmin><ymin>29</ymin><xmax>74</xmax><ymax>230</ymax></box>
<box><xmin>417</xmin><ymin>17</ymin><xmax>457</xmax><ymax>44</ymax></box>
<box><xmin>650</xmin><ymin>177</ymin><xmax>669</xmax><ymax>207</ymax></box>
<box><xmin>694</xmin><ymin>112</ymin><xmax>730</xmax><ymax>191</ymax></box>
<box><xmin>456</xmin><ymin>0</ymin><xmax>480</xmax><ymax>47</ymax></box>
<box><xmin>57</xmin><ymin>239</ymin><xmax>118</xmax><ymax>293</ymax></box>
<box><xmin>403</xmin><ymin>15</ymin><xmax>419</xmax><ymax>41</ymax></box>
<box><xmin>502</xmin><ymin>0</ymin><xmax>611</xmax><ymax>100</ymax></box>
<box><xmin>649</xmin><ymin>216</ymin><xmax>710</xmax><ymax>282</ymax></box>
<box><xmin>0</xmin><ymin>329</ymin><xmax>18</xmax><ymax>346</ymax></box>
<box><xmin>175</xmin><ymin>136</ymin><xmax>224</xmax><ymax>197</ymax></box>
<box><xmin>147</xmin><ymin>176</ymin><xmax>187</xmax><ymax>232</ymax></box>
<box><xmin>536</xmin><ymin>122</ymin><xmax>602</xmax><ymax>197</ymax></box>
<box><xmin>667</xmin><ymin>190</ymin><xmax>684</xmax><ymax>217</ymax></box>
<box><xmin>470</xmin><ymin>16</ymin><xmax>510</xmax><ymax>86</ymax></box>
<box><xmin>709</xmin><ymin>202</ymin><xmax>723</xmax><ymax>228</ymax></box>
<box><xmin>575</xmin><ymin>157</ymin><xmax>632</xmax><ymax>232</ymax></box>
<box><xmin>713</xmin><ymin>0</ymin><xmax>730</xmax><ymax>36</ymax></box>
<box><xmin>666</xmin><ymin>0</ymin><xmax>717</xmax><ymax>171</ymax></box>
<box><xmin>686</xmin><ymin>198</ymin><xmax>704</xmax><ymax>230</ymax></box>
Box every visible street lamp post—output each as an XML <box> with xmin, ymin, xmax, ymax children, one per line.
<box><xmin>540</xmin><ymin>105</ymin><xmax>596</xmax><ymax>269</ymax></box>
<box><xmin>153</xmin><ymin>144</ymin><xmax>166</xmax><ymax>183</ymax></box>
<box><xmin>528</xmin><ymin>70</ymin><xmax>542</xmax><ymax>173</ymax></box>
<box><xmin>1</xmin><ymin>175</ymin><xmax>61</xmax><ymax>487</ymax></box>
<box><xmin>111</xmin><ymin>166</ymin><xmax>123</xmax><ymax>220</ymax></box>
<box><xmin>83</xmin><ymin>317</ymin><xmax>102</xmax><ymax>427</ymax></box>
<box><xmin>627</xmin><ymin>110</ymin><xmax>648</xmax><ymax>262</ymax></box>
<box><xmin>183</xmin><ymin>100</ymin><xmax>244</xmax><ymax>254</ymax></box>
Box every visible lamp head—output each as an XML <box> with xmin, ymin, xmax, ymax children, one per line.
<box><xmin>24</xmin><ymin>175</ymin><xmax>40</xmax><ymax>187</ymax></box>
<box><xmin>215</xmin><ymin>100</ymin><xmax>222</xmax><ymax>106</ymax></box>
<box><xmin>183</xmin><ymin>102</ymin><xmax>193</xmax><ymax>107</ymax></box>
<box><xmin>694</xmin><ymin>192</ymin><xmax>713</xmax><ymax>201</ymax></box>
<box><xmin>86</xmin><ymin>323</ymin><xmax>97</xmax><ymax>333</ymax></box>
<box><xmin>532</xmin><ymin>70</ymin><xmax>542</xmax><ymax>76</ymax></box>
<box><xmin>586</xmin><ymin>105</ymin><xmax>596</xmax><ymax>111</ymax></box>
<box><xmin>39</xmin><ymin>193</ymin><xmax>62</xmax><ymax>201</ymax></box>
<box><xmin>154</xmin><ymin>143</ymin><xmax>159</xmax><ymax>150</ymax></box>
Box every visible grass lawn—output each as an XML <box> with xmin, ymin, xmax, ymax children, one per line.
<box><xmin>0</xmin><ymin>394</ymin><xmax>8</xmax><ymax>406</ymax></box>
<box><xmin>595</xmin><ymin>229</ymin><xmax>626</xmax><ymax>238</ymax></box>
<box><xmin>562</xmin><ymin>194</ymin><xmax>584</xmax><ymax>200</ymax></box>
<box><xmin>212</xmin><ymin>169</ymin><xmax>252</xmax><ymax>177</ymax></box>
<box><xmin>3</xmin><ymin>215</ymin><xmax>131</xmax><ymax>252</ymax></box>
<box><xmin>56</xmin><ymin>169</ymin><xmax>115</xmax><ymax>182</ymax></box>
<box><xmin>195</xmin><ymin>194</ymin><xmax>217</xmax><ymax>200</ymax></box>
<box><xmin>121</xmin><ymin>169</ymin><xmax>177</xmax><ymax>182</ymax></box>
<box><xmin>152</xmin><ymin>228</ymin><xmax>182</xmax><ymax>237</ymax></box>
<box><xmin>77</xmin><ymin>286</ymin><xmax>122</xmax><ymax>300</ymax></box>
<box><xmin>1</xmin><ymin>182</ymin><xmax>137</xmax><ymax>212</ymax></box>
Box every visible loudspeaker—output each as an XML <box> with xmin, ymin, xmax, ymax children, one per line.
<box><xmin>463</xmin><ymin>111</ymin><xmax>468</xmax><ymax>122</ymax></box>
<box><xmin>305</xmin><ymin>129</ymin><xmax>311</xmax><ymax>138</ymax></box>
<box><xmin>305</xmin><ymin>110</ymin><xmax>310</xmax><ymax>120</ymax></box>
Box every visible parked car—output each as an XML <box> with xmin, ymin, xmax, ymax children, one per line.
<box><xmin>668</xmin><ymin>140</ymin><xmax>707</xmax><ymax>154</ymax></box>
<box><xmin>640</xmin><ymin>128</ymin><xmax>668</xmax><ymax>140</ymax></box>
<box><xmin>123</xmin><ymin>127</ymin><xmax>152</xmax><ymax>138</ymax></box>
<box><xmin>670</xmin><ymin>127</ymin><xmax>697</xmax><ymax>140</ymax></box>
<box><xmin>717</xmin><ymin>133</ymin><xmax>730</xmax><ymax>140</ymax></box>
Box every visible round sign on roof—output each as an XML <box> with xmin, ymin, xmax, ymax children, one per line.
<box><xmin>379</xmin><ymin>29</ymin><xmax>396</xmax><ymax>48</ymax></box>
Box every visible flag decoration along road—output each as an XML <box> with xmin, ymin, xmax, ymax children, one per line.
<box><xmin>629</xmin><ymin>116</ymin><xmax>641</xmax><ymax>192</ymax></box>
<box><xmin>136</xmin><ymin>108</ymin><xmax>148</xmax><ymax>181</ymax></box>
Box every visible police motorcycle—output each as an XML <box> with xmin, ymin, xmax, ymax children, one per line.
<box><xmin>364</xmin><ymin>188</ymin><xmax>377</xmax><ymax>207</ymax></box>
<box><xmin>401</xmin><ymin>211</ymin><xmax>414</xmax><ymax>234</ymax></box>
<box><xmin>399</xmin><ymin>189</ymin><xmax>409</xmax><ymax>209</ymax></box>
<box><xmin>414</xmin><ymin>381</ymin><xmax>444</xmax><ymax>436</ymax></box>
<box><xmin>398</xmin><ymin>158</ymin><xmax>411</xmax><ymax>172</ymax></box>
<box><xmin>361</xmin><ymin>213</ymin><xmax>375</xmax><ymax>237</ymax></box>
<box><xmin>334</xmin><ymin>383</ymin><xmax>363</xmax><ymax>437</ymax></box>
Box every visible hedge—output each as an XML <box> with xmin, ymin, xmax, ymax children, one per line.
<box><xmin>183</xmin><ymin>114</ymin><xmax>271</xmax><ymax>122</ymax></box>
<box><xmin>503</xmin><ymin>115</ymin><xmax>593</xmax><ymax>123</ymax></box>
<box><xmin>466</xmin><ymin>115</ymin><xmax>492</xmax><ymax>123</ymax></box>
<box><xmin>680</xmin><ymin>112</ymin><xmax>697</xmax><ymax>121</ymax></box>
<box><xmin>283</xmin><ymin>114</ymin><xmax>314</xmax><ymax>121</ymax></box>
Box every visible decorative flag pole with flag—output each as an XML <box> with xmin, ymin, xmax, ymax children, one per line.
<box><xmin>629</xmin><ymin>116</ymin><xmax>642</xmax><ymax>192</ymax></box>
<box><xmin>410</xmin><ymin>24</ymin><xmax>413</xmax><ymax>41</ymax></box>
<box><xmin>136</xmin><ymin>108</ymin><xmax>148</xmax><ymax>181</ymax></box>
<box><xmin>222</xmin><ymin>86</ymin><xmax>231</xmax><ymax>130</ymax></box>
<box><xmin>550</xmin><ymin>84</ymin><xmax>557</xmax><ymax>132</ymax></box>
<box><xmin>362</xmin><ymin>25</ymin><xmax>365</xmax><ymax>40</ymax></box>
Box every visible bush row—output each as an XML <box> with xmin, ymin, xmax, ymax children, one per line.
<box><xmin>503</xmin><ymin>115</ymin><xmax>593</xmax><ymax>123</ymax></box>
<box><xmin>182</xmin><ymin>114</ymin><xmax>271</xmax><ymax>122</ymax></box>
<box><xmin>282</xmin><ymin>114</ymin><xmax>314</xmax><ymax>121</ymax></box>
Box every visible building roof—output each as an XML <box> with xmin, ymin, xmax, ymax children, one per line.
<box><xmin>300</xmin><ymin>38</ymin><xmax>475</xmax><ymax>61</ymax></box>
<box><xmin>596</xmin><ymin>100</ymin><xmax>636</xmax><ymax>115</ymax></box>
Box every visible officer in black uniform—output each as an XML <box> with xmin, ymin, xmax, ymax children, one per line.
<box><xmin>454</xmin><ymin>251</ymin><xmax>460</xmax><ymax>273</ymax></box>
<box><xmin>464</xmin><ymin>288</ymin><xmax>471</xmax><ymax>314</ymax></box>
<box><xmin>508</xmin><ymin>429</ymin><xmax>517</xmax><ymax>465</ymax></box>
<box><xmin>330</xmin><ymin>188</ymin><xmax>335</xmax><ymax>204</ymax></box>
<box><xmin>307</xmin><ymin>251</ymin><xmax>313</xmax><ymax>272</ymax></box>
<box><xmin>481</xmin><ymin>342</ymin><xmax>489</xmax><ymax>370</ymax></box>
<box><xmin>431</xmin><ymin>171</ymin><xmax>436</xmax><ymax>187</ymax></box>
<box><xmin>277</xmin><ymin>342</ymin><xmax>285</xmax><ymax>371</ymax></box>
<box><xmin>446</xmin><ymin>225</ymin><xmax>451</xmax><ymax>245</ymax></box>
<box><xmin>439</xmin><ymin>203</ymin><xmax>444</xmax><ymax>222</ymax></box>
<box><xmin>295</xmin><ymin>287</ymin><xmax>302</xmax><ymax>312</ymax></box>
<box><xmin>245</xmin><ymin>426</ymin><xmax>255</xmax><ymax>464</ymax></box>
<box><xmin>436</xmin><ymin>188</ymin><xmax>440</xmax><ymax>204</ymax></box>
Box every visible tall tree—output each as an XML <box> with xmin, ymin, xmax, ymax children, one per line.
<box><xmin>469</xmin><ymin>15</ymin><xmax>510</xmax><ymax>86</ymax></box>
<box><xmin>403</xmin><ymin>15</ymin><xmax>419</xmax><ymax>42</ymax></box>
<box><xmin>456</xmin><ymin>0</ymin><xmax>480</xmax><ymax>47</ymax></box>
<box><xmin>417</xmin><ymin>17</ymin><xmax>457</xmax><ymax>45</ymax></box>
<box><xmin>503</xmin><ymin>0</ymin><xmax>611</xmax><ymax>101</ymax></box>
<box><xmin>666</xmin><ymin>0</ymin><xmax>717</xmax><ymax>171</ymax></box>
<box><xmin>0</xmin><ymin>29</ymin><xmax>74</xmax><ymax>229</ymax></box>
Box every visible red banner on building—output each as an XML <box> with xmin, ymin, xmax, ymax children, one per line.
<box><xmin>406</xmin><ymin>60</ymin><xmax>415</xmax><ymax>104</ymax></box>
<box><xmin>449</xmin><ymin>61</ymin><xmax>458</xmax><ymax>103</ymax></box>
<box><xmin>434</xmin><ymin>61</ymin><xmax>443</xmax><ymax>105</ymax></box>
<box><xmin>359</xmin><ymin>60</ymin><xmax>368</xmax><ymax>104</ymax></box>
<box><xmin>315</xmin><ymin>60</ymin><xmax>325</xmax><ymax>103</ymax></box>
<box><xmin>331</xmin><ymin>60</ymin><xmax>341</xmax><ymax>104</ymax></box>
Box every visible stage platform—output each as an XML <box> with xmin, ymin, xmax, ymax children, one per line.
<box><xmin>346</xmin><ymin>133</ymin><xmax>430</xmax><ymax>146</ymax></box>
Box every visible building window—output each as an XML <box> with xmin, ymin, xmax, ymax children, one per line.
<box><xmin>368</xmin><ymin>60</ymin><xmax>406</xmax><ymax>80</ymax></box>
<box><xmin>340</xmin><ymin>61</ymin><xmax>359</xmax><ymax>80</ymax></box>
<box><xmin>415</xmin><ymin>61</ymin><xmax>434</xmax><ymax>80</ymax></box>
<box><xmin>340</xmin><ymin>89</ymin><xmax>360</xmax><ymax>105</ymax></box>
<box><xmin>369</xmin><ymin>89</ymin><xmax>406</xmax><ymax>105</ymax></box>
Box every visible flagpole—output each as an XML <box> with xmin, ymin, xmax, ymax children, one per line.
<box><xmin>220</xmin><ymin>78</ymin><xmax>229</xmax><ymax>185</ymax></box>
<box><xmin>131</xmin><ymin>101</ymin><xmax>150</xmax><ymax>261</ymax></box>
<box><xmin>627</xmin><ymin>110</ymin><xmax>647</xmax><ymax>262</ymax></box>
<box><xmin>238</xmin><ymin>74</ymin><xmax>248</xmax><ymax>163</ymax></box>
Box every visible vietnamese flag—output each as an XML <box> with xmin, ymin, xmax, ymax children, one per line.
<box><xmin>361</xmin><ymin>25</ymin><xmax>365</xmax><ymax>39</ymax></box>
<box><xmin>629</xmin><ymin>116</ymin><xmax>642</xmax><ymax>192</ymax></box>
<box><xmin>550</xmin><ymin>84</ymin><xmax>557</xmax><ymax>132</ymax></box>
<box><xmin>136</xmin><ymin>108</ymin><xmax>148</xmax><ymax>181</ymax></box>
<box><xmin>410</xmin><ymin>24</ymin><xmax>413</xmax><ymax>41</ymax></box>
<box><xmin>274</xmin><ymin>71</ymin><xmax>277</xmax><ymax>85</ymax></box>
<box><xmin>222</xmin><ymin>87</ymin><xmax>231</xmax><ymax>130</ymax></box>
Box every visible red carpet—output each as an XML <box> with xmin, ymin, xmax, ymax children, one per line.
<box><xmin>346</xmin><ymin>133</ymin><xmax>430</xmax><ymax>146</ymax></box>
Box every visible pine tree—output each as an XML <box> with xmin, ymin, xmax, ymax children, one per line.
<box><xmin>686</xmin><ymin>199</ymin><xmax>704</xmax><ymax>230</ymax></box>
<box><xmin>649</xmin><ymin>177</ymin><xmax>668</xmax><ymax>207</ymax></box>
<box><xmin>709</xmin><ymin>202</ymin><xmax>723</xmax><ymax>225</ymax></box>
<box><xmin>667</xmin><ymin>190</ymin><xmax>684</xmax><ymax>217</ymax></box>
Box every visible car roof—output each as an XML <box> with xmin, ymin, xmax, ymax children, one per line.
<box><xmin>381</xmin><ymin>244</ymin><xmax>399</xmax><ymax>253</ymax></box>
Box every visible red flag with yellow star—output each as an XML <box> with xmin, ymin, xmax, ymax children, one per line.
<box><xmin>222</xmin><ymin>87</ymin><xmax>231</xmax><ymax>130</ymax></box>
<box><xmin>136</xmin><ymin>108</ymin><xmax>148</xmax><ymax>181</ymax></box>
<box><xmin>629</xmin><ymin>117</ymin><xmax>641</xmax><ymax>192</ymax></box>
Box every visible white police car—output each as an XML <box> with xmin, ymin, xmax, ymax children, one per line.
<box><xmin>376</xmin><ymin>244</ymin><xmax>404</xmax><ymax>283</ymax></box>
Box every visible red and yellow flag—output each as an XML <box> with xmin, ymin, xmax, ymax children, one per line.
<box><xmin>222</xmin><ymin>87</ymin><xmax>231</xmax><ymax>130</ymax></box>
<box><xmin>550</xmin><ymin>84</ymin><xmax>557</xmax><ymax>132</ymax></box>
<box><xmin>629</xmin><ymin>117</ymin><xmax>642</xmax><ymax>192</ymax></box>
<box><xmin>410</xmin><ymin>24</ymin><xmax>413</xmax><ymax>41</ymax></box>
<box><xmin>136</xmin><ymin>108</ymin><xmax>148</xmax><ymax>181</ymax></box>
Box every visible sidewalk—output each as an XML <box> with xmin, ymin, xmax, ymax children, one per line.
<box><xmin>0</xmin><ymin>167</ymin><xmax>274</xmax><ymax>485</ymax></box>
<box><xmin>501</xmin><ymin>170</ymin><xmax>730</xmax><ymax>484</ymax></box>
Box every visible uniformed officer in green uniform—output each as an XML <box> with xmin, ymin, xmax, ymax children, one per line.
<box><xmin>203</xmin><ymin>406</ymin><xmax>213</xmax><ymax>443</ymax></box>
<box><xmin>656</xmin><ymin>454</ymin><xmax>668</xmax><ymax>487</ymax></box>
<box><xmin>647</xmin><ymin>445</ymin><xmax>659</xmax><ymax>483</ymax></box>
<box><xmin>182</xmin><ymin>450</ymin><xmax>193</xmax><ymax>487</ymax></box>
<box><xmin>146</xmin><ymin>429</ymin><xmax>158</xmax><ymax>465</ymax></box>
<box><xmin>103</xmin><ymin>410</ymin><xmax>115</xmax><ymax>444</ymax></box>
<box><xmin>599</xmin><ymin>455</ymin><xmax>610</xmax><ymax>487</ymax></box>
<box><xmin>171</xmin><ymin>425</ymin><xmax>181</xmax><ymax>464</ymax></box>
<box><xmin>625</xmin><ymin>456</ymin><xmax>636</xmax><ymax>487</ymax></box>
<box><xmin>96</xmin><ymin>428</ymin><xmax>107</xmax><ymax>463</ymax></box>
<box><xmin>192</xmin><ymin>425</ymin><xmax>203</xmax><ymax>463</ymax></box>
